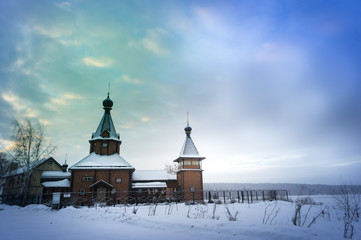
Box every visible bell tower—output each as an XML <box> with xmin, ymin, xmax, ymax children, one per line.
<box><xmin>174</xmin><ymin>118</ymin><xmax>205</xmax><ymax>202</ymax></box>
<box><xmin>89</xmin><ymin>93</ymin><xmax>121</xmax><ymax>155</ymax></box>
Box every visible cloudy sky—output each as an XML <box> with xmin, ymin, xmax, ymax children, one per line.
<box><xmin>1</xmin><ymin>0</ymin><xmax>360</xmax><ymax>184</ymax></box>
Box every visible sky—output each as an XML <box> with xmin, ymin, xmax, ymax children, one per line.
<box><xmin>0</xmin><ymin>0</ymin><xmax>361</xmax><ymax>185</ymax></box>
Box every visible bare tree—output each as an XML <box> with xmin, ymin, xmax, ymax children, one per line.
<box><xmin>333</xmin><ymin>184</ymin><xmax>361</xmax><ymax>239</ymax></box>
<box><xmin>263</xmin><ymin>201</ymin><xmax>280</xmax><ymax>225</ymax></box>
<box><xmin>7</xmin><ymin>119</ymin><xmax>56</xmax><ymax>206</ymax></box>
<box><xmin>164</xmin><ymin>163</ymin><xmax>178</xmax><ymax>174</ymax></box>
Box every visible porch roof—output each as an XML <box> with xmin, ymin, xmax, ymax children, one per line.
<box><xmin>89</xmin><ymin>179</ymin><xmax>114</xmax><ymax>189</ymax></box>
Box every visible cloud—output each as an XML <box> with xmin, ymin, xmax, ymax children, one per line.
<box><xmin>0</xmin><ymin>138</ymin><xmax>15</xmax><ymax>151</ymax></box>
<box><xmin>120</xmin><ymin>122</ymin><xmax>135</xmax><ymax>129</ymax></box>
<box><xmin>254</xmin><ymin>42</ymin><xmax>306</xmax><ymax>64</ymax></box>
<box><xmin>129</xmin><ymin>28</ymin><xmax>170</xmax><ymax>56</ymax></box>
<box><xmin>120</xmin><ymin>75</ymin><xmax>142</xmax><ymax>85</ymax></box>
<box><xmin>83</xmin><ymin>57</ymin><xmax>112</xmax><ymax>67</ymax></box>
<box><xmin>39</xmin><ymin>119</ymin><xmax>51</xmax><ymax>126</ymax></box>
<box><xmin>1</xmin><ymin>92</ymin><xmax>38</xmax><ymax>118</ymax></box>
<box><xmin>54</xmin><ymin>1</ymin><xmax>72</xmax><ymax>11</ymax></box>
<box><xmin>141</xmin><ymin>117</ymin><xmax>150</xmax><ymax>122</ymax></box>
<box><xmin>51</xmin><ymin>93</ymin><xmax>83</xmax><ymax>106</ymax></box>
<box><xmin>59</xmin><ymin>39</ymin><xmax>81</xmax><ymax>46</ymax></box>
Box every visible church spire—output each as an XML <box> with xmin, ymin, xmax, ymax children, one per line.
<box><xmin>89</xmin><ymin>92</ymin><xmax>121</xmax><ymax>155</ymax></box>
<box><xmin>177</xmin><ymin>114</ymin><xmax>204</xmax><ymax>158</ymax></box>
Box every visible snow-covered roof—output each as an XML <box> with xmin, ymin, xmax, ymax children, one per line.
<box><xmin>180</xmin><ymin>136</ymin><xmax>199</xmax><ymax>156</ymax></box>
<box><xmin>42</xmin><ymin>179</ymin><xmax>70</xmax><ymax>188</ymax></box>
<box><xmin>174</xmin><ymin>136</ymin><xmax>205</xmax><ymax>161</ymax></box>
<box><xmin>90</xmin><ymin>110</ymin><xmax>120</xmax><ymax>142</ymax></box>
<box><xmin>132</xmin><ymin>182</ymin><xmax>167</xmax><ymax>189</ymax></box>
<box><xmin>132</xmin><ymin>170</ymin><xmax>176</xmax><ymax>182</ymax></box>
<box><xmin>90</xmin><ymin>136</ymin><xmax>121</xmax><ymax>142</ymax></box>
<box><xmin>7</xmin><ymin>157</ymin><xmax>59</xmax><ymax>177</ymax></box>
<box><xmin>41</xmin><ymin>171</ymin><xmax>71</xmax><ymax>179</ymax></box>
<box><xmin>69</xmin><ymin>152</ymin><xmax>134</xmax><ymax>170</ymax></box>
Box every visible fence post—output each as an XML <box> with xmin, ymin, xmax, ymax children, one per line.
<box><xmin>262</xmin><ymin>191</ymin><xmax>265</xmax><ymax>201</ymax></box>
<box><xmin>241</xmin><ymin>191</ymin><xmax>244</xmax><ymax>203</ymax></box>
<box><xmin>223</xmin><ymin>191</ymin><xmax>226</xmax><ymax>203</ymax></box>
<box><xmin>286</xmin><ymin>190</ymin><xmax>289</xmax><ymax>201</ymax></box>
<box><xmin>250</xmin><ymin>191</ymin><xmax>253</xmax><ymax>203</ymax></box>
<box><xmin>237</xmin><ymin>191</ymin><xmax>240</xmax><ymax>203</ymax></box>
<box><xmin>246</xmin><ymin>191</ymin><xmax>249</xmax><ymax>203</ymax></box>
<box><xmin>256</xmin><ymin>191</ymin><xmax>258</xmax><ymax>201</ymax></box>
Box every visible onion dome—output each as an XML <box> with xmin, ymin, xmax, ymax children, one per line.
<box><xmin>62</xmin><ymin>160</ymin><xmax>68</xmax><ymax>172</ymax></box>
<box><xmin>184</xmin><ymin>124</ymin><xmax>192</xmax><ymax>136</ymax></box>
<box><xmin>103</xmin><ymin>95</ymin><xmax>113</xmax><ymax>109</ymax></box>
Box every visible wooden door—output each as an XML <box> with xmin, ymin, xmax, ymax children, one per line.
<box><xmin>97</xmin><ymin>187</ymin><xmax>107</xmax><ymax>202</ymax></box>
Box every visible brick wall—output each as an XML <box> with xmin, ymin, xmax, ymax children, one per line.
<box><xmin>71</xmin><ymin>169</ymin><xmax>132</xmax><ymax>193</ymax></box>
<box><xmin>90</xmin><ymin>140</ymin><xmax>120</xmax><ymax>155</ymax></box>
<box><xmin>177</xmin><ymin>170</ymin><xmax>204</xmax><ymax>201</ymax></box>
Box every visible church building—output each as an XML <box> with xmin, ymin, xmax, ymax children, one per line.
<box><xmin>69</xmin><ymin>94</ymin><xmax>135</xmax><ymax>203</ymax></box>
<box><xmin>69</xmin><ymin>93</ymin><xmax>205</xmax><ymax>204</ymax></box>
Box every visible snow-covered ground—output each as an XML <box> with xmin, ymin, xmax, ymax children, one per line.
<box><xmin>0</xmin><ymin>195</ymin><xmax>360</xmax><ymax>240</ymax></box>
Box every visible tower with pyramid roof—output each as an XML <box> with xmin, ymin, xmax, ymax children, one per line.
<box><xmin>89</xmin><ymin>93</ymin><xmax>121</xmax><ymax>155</ymax></box>
<box><xmin>69</xmin><ymin>94</ymin><xmax>134</xmax><ymax>204</ymax></box>
<box><xmin>174</xmin><ymin>120</ymin><xmax>205</xmax><ymax>202</ymax></box>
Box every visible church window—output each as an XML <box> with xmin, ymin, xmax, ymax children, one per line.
<box><xmin>184</xmin><ymin>161</ymin><xmax>191</xmax><ymax>165</ymax></box>
<box><xmin>47</xmin><ymin>160</ymin><xmax>52</xmax><ymax>164</ymax></box>
<box><xmin>79</xmin><ymin>189</ymin><xmax>86</xmax><ymax>195</ymax></box>
<box><xmin>102</xmin><ymin>143</ymin><xmax>108</xmax><ymax>147</ymax></box>
<box><xmin>82</xmin><ymin>176</ymin><xmax>93</xmax><ymax>182</ymax></box>
<box><xmin>192</xmin><ymin>161</ymin><xmax>199</xmax><ymax>165</ymax></box>
<box><xmin>115</xmin><ymin>178</ymin><xmax>122</xmax><ymax>183</ymax></box>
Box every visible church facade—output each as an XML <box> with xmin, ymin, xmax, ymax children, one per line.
<box><xmin>68</xmin><ymin>94</ymin><xmax>205</xmax><ymax>204</ymax></box>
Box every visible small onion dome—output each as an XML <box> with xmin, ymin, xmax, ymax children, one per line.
<box><xmin>103</xmin><ymin>96</ymin><xmax>113</xmax><ymax>109</ymax></box>
<box><xmin>184</xmin><ymin>124</ymin><xmax>192</xmax><ymax>133</ymax></box>
<box><xmin>62</xmin><ymin>161</ymin><xmax>68</xmax><ymax>172</ymax></box>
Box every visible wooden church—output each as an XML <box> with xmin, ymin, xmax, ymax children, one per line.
<box><xmin>67</xmin><ymin>93</ymin><xmax>205</xmax><ymax>204</ymax></box>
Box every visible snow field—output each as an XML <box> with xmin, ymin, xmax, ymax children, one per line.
<box><xmin>0</xmin><ymin>195</ymin><xmax>360</xmax><ymax>240</ymax></box>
